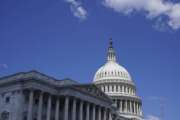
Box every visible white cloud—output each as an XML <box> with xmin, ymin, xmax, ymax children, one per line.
<box><xmin>0</xmin><ymin>64</ymin><xmax>8</xmax><ymax>69</ymax></box>
<box><xmin>65</xmin><ymin>0</ymin><xmax>87</xmax><ymax>20</ymax></box>
<box><xmin>103</xmin><ymin>0</ymin><xmax>180</xmax><ymax>30</ymax></box>
<box><xmin>145</xmin><ymin>115</ymin><xmax>161</xmax><ymax>120</ymax></box>
<box><xmin>167</xmin><ymin>4</ymin><xmax>180</xmax><ymax>29</ymax></box>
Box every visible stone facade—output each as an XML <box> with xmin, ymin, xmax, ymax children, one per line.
<box><xmin>0</xmin><ymin>71</ymin><xmax>128</xmax><ymax>120</ymax></box>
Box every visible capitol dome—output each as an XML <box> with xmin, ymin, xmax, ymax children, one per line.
<box><xmin>93</xmin><ymin>39</ymin><xmax>132</xmax><ymax>83</ymax></box>
<box><xmin>94</xmin><ymin>61</ymin><xmax>132</xmax><ymax>82</ymax></box>
<box><xmin>93</xmin><ymin>39</ymin><xmax>143</xmax><ymax>120</ymax></box>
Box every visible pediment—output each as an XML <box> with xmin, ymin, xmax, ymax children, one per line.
<box><xmin>0</xmin><ymin>70</ymin><xmax>57</xmax><ymax>83</ymax></box>
<box><xmin>0</xmin><ymin>70</ymin><xmax>79</xmax><ymax>87</ymax></box>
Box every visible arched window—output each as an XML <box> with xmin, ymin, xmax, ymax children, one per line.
<box><xmin>1</xmin><ymin>111</ymin><xmax>10</xmax><ymax>120</ymax></box>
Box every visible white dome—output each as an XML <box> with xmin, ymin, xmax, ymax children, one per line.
<box><xmin>93</xmin><ymin>39</ymin><xmax>143</xmax><ymax>120</ymax></box>
<box><xmin>93</xmin><ymin>39</ymin><xmax>132</xmax><ymax>82</ymax></box>
<box><xmin>93</xmin><ymin>61</ymin><xmax>132</xmax><ymax>82</ymax></box>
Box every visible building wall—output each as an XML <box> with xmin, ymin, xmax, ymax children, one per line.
<box><xmin>0</xmin><ymin>70</ymin><xmax>126</xmax><ymax>120</ymax></box>
<box><xmin>0</xmin><ymin>90</ymin><xmax>25</xmax><ymax>120</ymax></box>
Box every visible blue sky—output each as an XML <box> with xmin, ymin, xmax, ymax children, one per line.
<box><xmin>0</xmin><ymin>0</ymin><xmax>180</xmax><ymax>120</ymax></box>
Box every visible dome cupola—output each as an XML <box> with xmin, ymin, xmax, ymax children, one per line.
<box><xmin>93</xmin><ymin>39</ymin><xmax>132</xmax><ymax>83</ymax></box>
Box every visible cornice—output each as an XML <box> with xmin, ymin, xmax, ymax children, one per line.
<box><xmin>110</xmin><ymin>95</ymin><xmax>142</xmax><ymax>102</ymax></box>
<box><xmin>94</xmin><ymin>79</ymin><xmax>135</xmax><ymax>86</ymax></box>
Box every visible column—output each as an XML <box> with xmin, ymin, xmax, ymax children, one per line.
<box><xmin>109</xmin><ymin>85</ymin><xmax>112</xmax><ymax>92</ymax></box>
<box><xmin>64</xmin><ymin>96</ymin><xmax>69</xmax><ymax>120</ymax></box>
<box><xmin>79</xmin><ymin>101</ymin><xmax>83</xmax><ymax>120</ymax></box>
<box><xmin>109</xmin><ymin>111</ymin><xmax>112</xmax><ymax>120</ymax></box>
<box><xmin>103</xmin><ymin>108</ymin><xmax>107</xmax><ymax>120</ymax></box>
<box><xmin>55</xmin><ymin>98</ymin><xmax>60</xmax><ymax>120</ymax></box>
<box><xmin>114</xmin><ymin>85</ymin><xmax>117</xmax><ymax>92</ymax></box>
<box><xmin>120</xmin><ymin>100</ymin><xmax>122</xmax><ymax>112</ymax></box>
<box><xmin>105</xmin><ymin>85</ymin><xmax>108</xmax><ymax>92</ymax></box>
<box><xmin>133</xmin><ymin>101</ymin><xmax>136</xmax><ymax>114</ymax></box>
<box><xmin>129</xmin><ymin>88</ymin><xmax>131</xmax><ymax>94</ymax></box>
<box><xmin>122</xmin><ymin>86</ymin><xmax>124</xmax><ymax>93</ymax></box>
<box><xmin>115</xmin><ymin>99</ymin><xmax>117</xmax><ymax>107</ymax></box>
<box><xmin>118</xmin><ymin>85</ymin><xmax>120</xmax><ymax>92</ymax></box>
<box><xmin>98</xmin><ymin>107</ymin><xmax>101</xmax><ymax>120</ymax></box>
<box><xmin>140</xmin><ymin>104</ymin><xmax>142</xmax><ymax>116</ymax></box>
<box><xmin>92</xmin><ymin>105</ymin><xmax>96</xmax><ymax>120</ymax></box>
<box><xmin>119</xmin><ymin>100</ymin><xmax>122</xmax><ymax>112</ymax></box>
<box><xmin>46</xmin><ymin>95</ymin><xmax>52</xmax><ymax>120</ymax></box>
<box><xmin>72</xmin><ymin>98</ymin><xmax>77</xmax><ymax>120</ymax></box>
<box><xmin>139</xmin><ymin>104</ymin><xmax>141</xmax><ymax>115</ymax></box>
<box><xmin>27</xmin><ymin>90</ymin><xmax>34</xmax><ymax>120</ymax></box>
<box><xmin>125</xmin><ymin>100</ymin><xmax>127</xmax><ymax>112</ymax></box>
<box><xmin>86</xmin><ymin>103</ymin><xmax>90</xmax><ymax>120</ymax></box>
<box><xmin>127</xmin><ymin>101</ymin><xmax>129</xmax><ymax>113</ymax></box>
<box><xmin>136</xmin><ymin>103</ymin><xmax>138</xmax><ymax>115</ymax></box>
<box><xmin>131</xmin><ymin>89</ymin><xmax>133</xmax><ymax>95</ymax></box>
<box><xmin>140</xmin><ymin>104</ymin><xmax>142</xmax><ymax>115</ymax></box>
<box><xmin>121</xmin><ymin>100</ymin><xmax>123</xmax><ymax>112</ymax></box>
<box><xmin>130</xmin><ymin>101</ymin><xmax>132</xmax><ymax>113</ymax></box>
<box><xmin>102</xmin><ymin>86</ymin><xmax>105</xmax><ymax>92</ymax></box>
<box><xmin>137</xmin><ymin>103</ymin><xmax>139</xmax><ymax>115</ymax></box>
<box><xmin>38</xmin><ymin>92</ymin><xmax>43</xmax><ymax>120</ymax></box>
<box><xmin>135</xmin><ymin>102</ymin><xmax>137</xmax><ymax>115</ymax></box>
<box><xmin>128</xmin><ymin>101</ymin><xmax>130</xmax><ymax>113</ymax></box>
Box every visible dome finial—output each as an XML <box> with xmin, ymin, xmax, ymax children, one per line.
<box><xmin>109</xmin><ymin>38</ymin><xmax>113</xmax><ymax>48</ymax></box>
<box><xmin>107</xmin><ymin>38</ymin><xmax>116</xmax><ymax>62</ymax></box>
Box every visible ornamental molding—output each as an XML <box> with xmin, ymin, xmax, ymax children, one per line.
<box><xmin>111</xmin><ymin>95</ymin><xmax>142</xmax><ymax>102</ymax></box>
<box><xmin>94</xmin><ymin>79</ymin><xmax>135</xmax><ymax>86</ymax></box>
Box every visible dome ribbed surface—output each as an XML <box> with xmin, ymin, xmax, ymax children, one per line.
<box><xmin>93</xmin><ymin>61</ymin><xmax>132</xmax><ymax>82</ymax></box>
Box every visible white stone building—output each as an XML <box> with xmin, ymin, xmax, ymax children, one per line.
<box><xmin>93</xmin><ymin>40</ymin><xmax>143</xmax><ymax>120</ymax></box>
<box><xmin>0</xmin><ymin>71</ymin><xmax>127</xmax><ymax>120</ymax></box>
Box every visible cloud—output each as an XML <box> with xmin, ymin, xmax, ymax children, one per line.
<box><xmin>167</xmin><ymin>4</ymin><xmax>180</xmax><ymax>29</ymax></box>
<box><xmin>145</xmin><ymin>115</ymin><xmax>161</xmax><ymax>120</ymax></box>
<box><xmin>65</xmin><ymin>0</ymin><xmax>87</xmax><ymax>20</ymax></box>
<box><xmin>0</xmin><ymin>64</ymin><xmax>8</xmax><ymax>69</ymax></box>
<box><xmin>103</xmin><ymin>0</ymin><xmax>180</xmax><ymax>30</ymax></box>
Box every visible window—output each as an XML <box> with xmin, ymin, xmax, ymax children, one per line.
<box><xmin>35</xmin><ymin>99</ymin><xmax>39</xmax><ymax>105</ymax></box>
<box><xmin>23</xmin><ymin>112</ymin><xmax>27</xmax><ymax>120</ymax></box>
<box><xmin>1</xmin><ymin>111</ymin><xmax>9</xmax><ymax>120</ymax></box>
<box><xmin>23</xmin><ymin>116</ymin><xmax>27</xmax><ymax>120</ymax></box>
<box><xmin>116</xmin><ymin>85</ymin><xmax>118</xmax><ymax>92</ymax></box>
<box><xmin>5</xmin><ymin>97</ymin><xmax>10</xmax><ymax>104</ymax></box>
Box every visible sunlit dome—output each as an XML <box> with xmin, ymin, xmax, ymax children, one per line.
<box><xmin>93</xmin><ymin>39</ymin><xmax>143</xmax><ymax>120</ymax></box>
<box><xmin>94</xmin><ymin>61</ymin><xmax>131</xmax><ymax>81</ymax></box>
<box><xmin>93</xmin><ymin>39</ymin><xmax>132</xmax><ymax>82</ymax></box>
